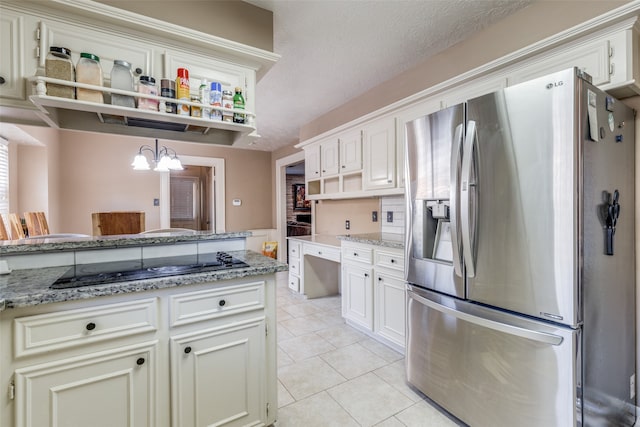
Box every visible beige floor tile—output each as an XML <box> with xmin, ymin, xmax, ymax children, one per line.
<box><xmin>278</xmin><ymin>356</ymin><xmax>346</xmax><ymax>400</ymax></box>
<box><xmin>306</xmin><ymin>311</ymin><xmax>346</xmax><ymax>328</ymax></box>
<box><xmin>279</xmin><ymin>315</ymin><xmax>331</xmax><ymax>336</ymax></box>
<box><xmin>327</xmin><ymin>372</ymin><xmax>414</xmax><ymax>426</ymax></box>
<box><xmin>375</xmin><ymin>416</ymin><xmax>406</xmax><ymax>427</ymax></box>
<box><xmin>321</xmin><ymin>342</ymin><xmax>387</xmax><ymax>379</ymax></box>
<box><xmin>394</xmin><ymin>401</ymin><xmax>461</xmax><ymax>427</ymax></box>
<box><xmin>359</xmin><ymin>336</ymin><xmax>404</xmax><ymax>363</ymax></box>
<box><xmin>281</xmin><ymin>301</ymin><xmax>324</xmax><ymax>318</ymax></box>
<box><xmin>277</xmin><ymin>347</ymin><xmax>294</xmax><ymax>368</ymax></box>
<box><xmin>278</xmin><ymin>380</ymin><xmax>295</xmax><ymax>408</ymax></box>
<box><xmin>278</xmin><ymin>332</ymin><xmax>336</xmax><ymax>361</ymax></box>
<box><xmin>276</xmin><ymin>307</ymin><xmax>293</xmax><ymax>321</ymax></box>
<box><xmin>277</xmin><ymin>323</ymin><xmax>295</xmax><ymax>342</ymax></box>
<box><xmin>316</xmin><ymin>324</ymin><xmax>367</xmax><ymax>348</ymax></box>
<box><xmin>275</xmin><ymin>391</ymin><xmax>360</xmax><ymax>427</ymax></box>
<box><xmin>310</xmin><ymin>295</ymin><xmax>342</xmax><ymax>311</ymax></box>
<box><xmin>374</xmin><ymin>359</ymin><xmax>423</xmax><ymax>402</ymax></box>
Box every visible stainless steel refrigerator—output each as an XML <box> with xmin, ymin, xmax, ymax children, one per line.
<box><xmin>404</xmin><ymin>68</ymin><xmax>636</xmax><ymax>426</ymax></box>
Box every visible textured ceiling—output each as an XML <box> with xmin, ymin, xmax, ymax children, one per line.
<box><xmin>245</xmin><ymin>0</ymin><xmax>535</xmax><ymax>152</ymax></box>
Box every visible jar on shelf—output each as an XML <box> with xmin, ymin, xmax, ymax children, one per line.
<box><xmin>160</xmin><ymin>78</ymin><xmax>177</xmax><ymax>114</ymax></box>
<box><xmin>190</xmin><ymin>95</ymin><xmax>202</xmax><ymax>117</ymax></box>
<box><xmin>137</xmin><ymin>76</ymin><xmax>158</xmax><ymax>111</ymax></box>
<box><xmin>222</xmin><ymin>90</ymin><xmax>233</xmax><ymax>122</ymax></box>
<box><xmin>110</xmin><ymin>59</ymin><xmax>135</xmax><ymax>108</ymax></box>
<box><xmin>45</xmin><ymin>46</ymin><xmax>75</xmax><ymax>99</ymax></box>
<box><xmin>76</xmin><ymin>52</ymin><xmax>104</xmax><ymax>103</ymax></box>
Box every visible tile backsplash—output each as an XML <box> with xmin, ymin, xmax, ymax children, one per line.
<box><xmin>381</xmin><ymin>195</ymin><xmax>405</xmax><ymax>235</ymax></box>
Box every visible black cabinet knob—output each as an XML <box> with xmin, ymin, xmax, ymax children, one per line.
<box><xmin>136</xmin><ymin>357</ymin><xmax>145</xmax><ymax>366</ymax></box>
<box><xmin>390</xmin><ymin>259</ymin><xmax>396</xmax><ymax>263</ymax></box>
<box><xmin>364</xmin><ymin>273</ymin><xmax>369</xmax><ymax>277</ymax></box>
<box><xmin>219</xmin><ymin>299</ymin><xmax>226</xmax><ymax>307</ymax></box>
<box><xmin>134</xmin><ymin>67</ymin><xmax>143</xmax><ymax>75</ymax></box>
<box><xmin>378</xmin><ymin>277</ymin><xmax>382</xmax><ymax>281</ymax></box>
<box><xmin>0</xmin><ymin>76</ymin><xmax>5</xmax><ymax>85</ymax></box>
<box><xmin>86</xmin><ymin>322</ymin><xmax>96</xmax><ymax>331</ymax></box>
<box><xmin>184</xmin><ymin>346</ymin><xmax>192</xmax><ymax>354</ymax></box>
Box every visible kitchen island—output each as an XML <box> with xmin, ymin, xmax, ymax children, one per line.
<box><xmin>0</xmin><ymin>231</ymin><xmax>287</xmax><ymax>427</ymax></box>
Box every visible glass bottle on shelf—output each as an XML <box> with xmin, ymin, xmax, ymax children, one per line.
<box><xmin>110</xmin><ymin>59</ymin><xmax>135</xmax><ymax>108</ymax></box>
<box><xmin>45</xmin><ymin>46</ymin><xmax>75</xmax><ymax>99</ymax></box>
<box><xmin>233</xmin><ymin>86</ymin><xmax>245</xmax><ymax>124</ymax></box>
<box><xmin>76</xmin><ymin>52</ymin><xmax>104</xmax><ymax>103</ymax></box>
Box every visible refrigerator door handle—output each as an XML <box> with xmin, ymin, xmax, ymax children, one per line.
<box><xmin>461</xmin><ymin>120</ymin><xmax>477</xmax><ymax>278</ymax></box>
<box><xmin>450</xmin><ymin>123</ymin><xmax>464</xmax><ymax>277</ymax></box>
<box><xmin>409</xmin><ymin>290</ymin><xmax>564</xmax><ymax>346</ymax></box>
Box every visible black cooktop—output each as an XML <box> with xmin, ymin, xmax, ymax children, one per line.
<box><xmin>51</xmin><ymin>252</ymin><xmax>249</xmax><ymax>289</ymax></box>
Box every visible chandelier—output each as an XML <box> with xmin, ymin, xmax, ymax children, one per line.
<box><xmin>131</xmin><ymin>139</ymin><xmax>183</xmax><ymax>172</ymax></box>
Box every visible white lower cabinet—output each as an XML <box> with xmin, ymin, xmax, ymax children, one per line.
<box><xmin>342</xmin><ymin>263</ymin><xmax>374</xmax><ymax>330</ymax></box>
<box><xmin>374</xmin><ymin>272</ymin><xmax>406</xmax><ymax>348</ymax></box>
<box><xmin>1</xmin><ymin>276</ymin><xmax>277</xmax><ymax>427</ymax></box>
<box><xmin>14</xmin><ymin>341</ymin><xmax>157</xmax><ymax>427</ymax></box>
<box><xmin>170</xmin><ymin>318</ymin><xmax>265</xmax><ymax>427</ymax></box>
<box><xmin>341</xmin><ymin>242</ymin><xmax>406</xmax><ymax>352</ymax></box>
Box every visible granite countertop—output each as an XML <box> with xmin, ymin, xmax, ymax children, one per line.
<box><xmin>337</xmin><ymin>233</ymin><xmax>404</xmax><ymax>249</ymax></box>
<box><xmin>287</xmin><ymin>234</ymin><xmax>342</xmax><ymax>248</ymax></box>
<box><xmin>0</xmin><ymin>250</ymin><xmax>287</xmax><ymax>311</ymax></box>
<box><xmin>0</xmin><ymin>231</ymin><xmax>251</xmax><ymax>255</ymax></box>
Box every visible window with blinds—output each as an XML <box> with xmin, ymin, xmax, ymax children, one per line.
<box><xmin>0</xmin><ymin>139</ymin><xmax>9</xmax><ymax>216</ymax></box>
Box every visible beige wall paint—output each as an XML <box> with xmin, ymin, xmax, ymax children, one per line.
<box><xmin>314</xmin><ymin>198</ymin><xmax>381</xmax><ymax>236</ymax></box>
<box><xmin>14</xmin><ymin>126</ymin><xmax>273</xmax><ymax>235</ymax></box>
<box><xmin>299</xmin><ymin>1</ymin><xmax>629</xmax><ymax>141</ymax></box>
<box><xmin>95</xmin><ymin>0</ymin><xmax>274</xmax><ymax>52</ymax></box>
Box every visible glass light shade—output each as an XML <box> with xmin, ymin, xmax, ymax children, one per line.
<box><xmin>169</xmin><ymin>157</ymin><xmax>184</xmax><ymax>170</ymax></box>
<box><xmin>131</xmin><ymin>154</ymin><xmax>150</xmax><ymax>170</ymax></box>
<box><xmin>154</xmin><ymin>154</ymin><xmax>171</xmax><ymax>172</ymax></box>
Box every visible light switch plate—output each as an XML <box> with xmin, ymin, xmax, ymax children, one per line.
<box><xmin>232</xmin><ymin>199</ymin><xmax>242</xmax><ymax>206</ymax></box>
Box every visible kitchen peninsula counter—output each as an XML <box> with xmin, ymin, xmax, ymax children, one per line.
<box><xmin>0</xmin><ymin>230</ymin><xmax>251</xmax><ymax>255</ymax></box>
<box><xmin>0</xmin><ymin>250</ymin><xmax>287</xmax><ymax>311</ymax></box>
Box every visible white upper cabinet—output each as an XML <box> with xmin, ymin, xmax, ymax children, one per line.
<box><xmin>305</xmin><ymin>144</ymin><xmax>321</xmax><ymax>179</ymax></box>
<box><xmin>339</xmin><ymin>128</ymin><xmax>362</xmax><ymax>173</ymax></box>
<box><xmin>320</xmin><ymin>139</ymin><xmax>340</xmax><ymax>176</ymax></box>
<box><xmin>0</xmin><ymin>9</ymin><xmax>27</xmax><ymax>102</ymax></box>
<box><xmin>363</xmin><ymin>115</ymin><xmax>396</xmax><ymax>190</ymax></box>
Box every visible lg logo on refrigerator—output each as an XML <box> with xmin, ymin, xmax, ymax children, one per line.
<box><xmin>546</xmin><ymin>81</ymin><xmax>564</xmax><ymax>89</ymax></box>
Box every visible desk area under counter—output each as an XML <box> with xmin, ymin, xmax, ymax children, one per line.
<box><xmin>287</xmin><ymin>232</ymin><xmax>406</xmax><ymax>353</ymax></box>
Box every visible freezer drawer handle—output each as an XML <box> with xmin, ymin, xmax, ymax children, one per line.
<box><xmin>410</xmin><ymin>291</ymin><xmax>564</xmax><ymax>346</ymax></box>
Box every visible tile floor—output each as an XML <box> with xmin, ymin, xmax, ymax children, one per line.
<box><xmin>272</xmin><ymin>271</ymin><xmax>462</xmax><ymax>427</ymax></box>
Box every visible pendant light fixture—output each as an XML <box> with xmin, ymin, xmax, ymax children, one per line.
<box><xmin>131</xmin><ymin>139</ymin><xmax>183</xmax><ymax>172</ymax></box>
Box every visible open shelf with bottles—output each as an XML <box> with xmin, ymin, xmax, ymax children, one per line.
<box><xmin>28</xmin><ymin>76</ymin><xmax>259</xmax><ymax>146</ymax></box>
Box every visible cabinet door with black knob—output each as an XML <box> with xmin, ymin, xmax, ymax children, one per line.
<box><xmin>13</xmin><ymin>342</ymin><xmax>157</xmax><ymax>427</ymax></box>
<box><xmin>169</xmin><ymin>317</ymin><xmax>266</xmax><ymax>427</ymax></box>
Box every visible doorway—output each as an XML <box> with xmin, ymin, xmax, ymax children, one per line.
<box><xmin>160</xmin><ymin>156</ymin><xmax>225</xmax><ymax>232</ymax></box>
<box><xmin>169</xmin><ymin>166</ymin><xmax>211</xmax><ymax>230</ymax></box>
<box><xmin>276</xmin><ymin>151</ymin><xmax>312</xmax><ymax>263</ymax></box>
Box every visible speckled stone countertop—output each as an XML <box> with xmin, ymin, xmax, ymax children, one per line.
<box><xmin>337</xmin><ymin>233</ymin><xmax>404</xmax><ymax>249</ymax></box>
<box><xmin>0</xmin><ymin>250</ymin><xmax>287</xmax><ymax>311</ymax></box>
<box><xmin>287</xmin><ymin>234</ymin><xmax>342</xmax><ymax>248</ymax></box>
<box><xmin>0</xmin><ymin>231</ymin><xmax>251</xmax><ymax>255</ymax></box>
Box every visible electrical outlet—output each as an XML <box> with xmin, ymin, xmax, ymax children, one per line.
<box><xmin>153</xmin><ymin>198</ymin><xmax>160</xmax><ymax>206</ymax></box>
<box><xmin>372</xmin><ymin>211</ymin><xmax>378</xmax><ymax>222</ymax></box>
<box><xmin>345</xmin><ymin>220</ymin><xmax>350</xmax><ymax>230</ymax></box>
<box><xmin>386</xmin><ymin>211</ymin><xmax>393</xmax><ymax>222</ymax></box>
